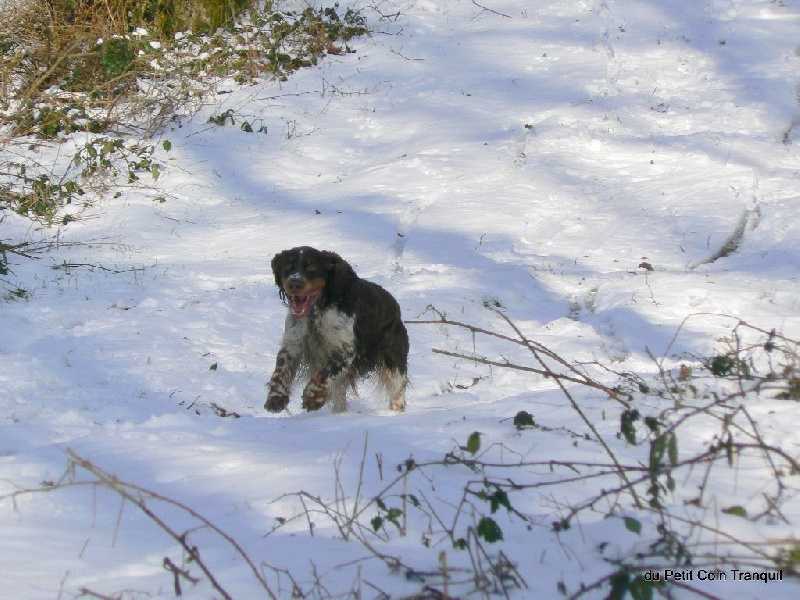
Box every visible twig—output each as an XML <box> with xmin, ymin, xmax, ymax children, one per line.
<box><xmin>51</xmin><ymin>261</ymin><xmax>144</xmax><ymax>274</ymax></box>
<box><xmin>65</xmin><ymin>450</ymin><xmax>278</xmax><ymax>600</ymax></box>
<box><xmin>431</xmin><ymin>347</ymin><xmax>609</xmax><ymax>394</ymax></box>
<box><xmin>471</xmin><ymin>1</ymin><xmax>512</xmax><ymax>19</ymax></box>
<box><xmin>409</xmin><ymin>315</ymin><xmax>627</xmax><ymax>405</ymax></box>
<box><xmin>163</xmin><ymin>556</ymin><xmax>200</xmax><ymax>596</ymax></box>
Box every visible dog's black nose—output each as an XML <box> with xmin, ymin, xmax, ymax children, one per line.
<box><xmin>286</xmin><ymin>274</ymin><xmax>304</xmax><ymax>294</ymax></box>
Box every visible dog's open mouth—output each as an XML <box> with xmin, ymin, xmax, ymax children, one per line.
<box><xmin>288</xmin><ymin>291</ymin><xmax>320</xmax><ymax>318</ymax></box>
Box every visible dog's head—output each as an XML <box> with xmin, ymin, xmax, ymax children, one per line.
<box><xmin>271</xmin><ymin>246</ymin><xmax>356</xmax><ymax>318</ymax></box>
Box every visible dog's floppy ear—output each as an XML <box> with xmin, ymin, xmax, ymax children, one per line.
<box><xmin>271</xmin><ymin>251</ymin><xmax>288</xmax><ymax>304</ymax></box>
<box><xmin>322</xmin><ymin>250</ymin><xmax>357</xmax><ymax>299</ymax></box>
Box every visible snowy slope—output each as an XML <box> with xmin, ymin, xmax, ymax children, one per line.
<box><xmin>2</xmin><ymin>0</ymin><xmax>800</xmax><ymax>598</ymax></box>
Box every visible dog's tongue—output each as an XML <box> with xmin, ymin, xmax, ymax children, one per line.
<box><xmin>289</xmin><ymin>291</ymin><xmax>320</xmax><ymax>317</ymax></box>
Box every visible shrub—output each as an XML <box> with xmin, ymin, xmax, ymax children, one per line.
<box><xmin>0</xmin><ymin>1</ymin><xmax>368</xmax><ymax>222</ymax></box>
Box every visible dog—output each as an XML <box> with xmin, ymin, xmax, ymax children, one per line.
<box><xmin>265</xmin><ymin>246</ymin><xmax>408</xmax><ymax>414</ymax></box>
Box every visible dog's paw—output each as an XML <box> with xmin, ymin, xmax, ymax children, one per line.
<box><xmin>301</xmin><ymin>380</ymin><xmax>327</xmax><ymax>411</ymax></box>
<box><xmin>265</xmin><ymin>391</ymin><xmax>290</xmax><ymax>413</ymax></box>
<box><xmin>390</xmin><ymin>394</ymin><xmax>406</xmax><ymax>412</ymax></box>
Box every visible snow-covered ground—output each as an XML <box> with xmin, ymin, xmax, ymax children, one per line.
<box><xmin>2</xmin><ymin>0</ymin><xmax>800</xmax><ymax>598</ymax></box>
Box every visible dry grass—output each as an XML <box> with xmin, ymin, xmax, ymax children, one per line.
<box><xmin>0</xmin><ymin>0</ymin><xmax>368</xmax><ymax>223</ymax></box>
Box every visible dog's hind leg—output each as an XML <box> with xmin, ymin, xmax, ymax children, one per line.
<box><xmin>380</xmin><ymin>319</ymin><xmax>408</xmax><ymax>412</ymax></box>
<box><xmin>380</xmin><ymin>366</ymin><xmax>407</xmax><ymax>412</ymax></box>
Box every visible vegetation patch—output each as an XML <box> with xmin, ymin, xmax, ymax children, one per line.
<box><xmin>0</xmin><ymin>0</ymin><xmax>368</xmax><ymax>223</ymax></box>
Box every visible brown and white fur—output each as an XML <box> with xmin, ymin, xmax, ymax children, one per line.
<box><xmin>265</xmin><ymin>246</ymin><xmax>408</xmax><ymax>414</ymax></box>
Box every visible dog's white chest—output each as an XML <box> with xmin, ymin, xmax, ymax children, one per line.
<box><xmin>284</xmin><ymin>308</ymin><xmax>355</xmax><ymax>362</ymax></box>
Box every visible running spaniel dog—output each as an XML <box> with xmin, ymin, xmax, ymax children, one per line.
<box><xmin>265</xmin><ymin>246</ymin><xmax>408</xmax><ymax>414</ymax></box>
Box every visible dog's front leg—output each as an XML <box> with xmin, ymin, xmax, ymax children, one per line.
<box><xmin>302</xmin><ymin>348</ymin><xmax>354</xmax><ymax>412</ymax></box>
<box><xmin>265</xmin><ymin>347</ymin><xmax>300</xmax><ymax>412</ymax></box>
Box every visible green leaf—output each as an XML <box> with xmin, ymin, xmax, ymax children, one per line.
<box><xmin>209</xmin><ymin>362</ymin><xmax>218</xmax><ymax>371</ymax></box>
<box><xmin>623</xmin><ymin>516</ymin><xmax>642</xmax><ymax>535</ymax></box>
<box><xmin>386</xmin><ymin>507</ymin><xmax>403</xmax><ymax>524</ymax></box>
<box><xmin>608</xmin><ymin>569</ymin><xmax>631</xmax><ymax>600</ymax></box>
<box><xmin>476</xmin><ymin>516</ymin><xmax>503</xmax><ymax>543</ymax></box>
<box><xmin>710</xmin><ymin>355</ymin><xmax>735</xmax><ymax>377</ymax></box>
<box><xmin>553</xmin><ymin>518</ymin><xmax>570</xmax><ymax>532</ymax></box>
<box><xmin>620</xmin><ymin>409</ymin><xmax>640</xmax><ymax>444</ymax></box>
<box><xmin>162</xmin><ymin>140</ymin><xmax>172</xmax><ymax>151</ymax></box>
<box><xmin>667</xmin><ymin>433</ymin><xmax>678</xmax><ymax>466</ymax></box>
<box><xmin>725</xmin><ymin>433</ymin><xmax>735</xmax><ymax>466</ymax></box>
<box><xmin>370</xmin><ymin>516</ymin><xmax>383</xmax><ymax>532</ymax></box>
<box><xmin>649</xmin><ymin>436</ymin><xmax>665</xmax><ymax>473</ymax></box>
<box><xmin>513</xmin><ymin>410</ymin><xmax>536</xmax><ymax>430</ymax></box>
<box><xmin>466</xmin><ymin>431</ymin><xmax>481</xmax><ymax>455</ymax></box>
<box><xmin>101</xmin><ymin>38</ymin><xmax>134</xmax><ymax>77</ymax></box>
<box><xmin>405</xmin><ymin>494</ymin><xmax>420</xmax><ymax>508</ymax></box>
<box><xmin>722</xmin><ymin>505</ymin><xmax>748</xmax><ymax>519</ymax></box>
<box><xmin>644</xmin><ymin>416</ymin><xmax>660</xmax><ymax>434</ymax></box>
<box><xmin>629</xmin><ymin>575</ymin><xmax>654</xmax><ymax>600</ymax></box>
<box><xmin>488</xmin><ymin>488</ymin><xmax>511</xmax><ymax>514</ymax></box>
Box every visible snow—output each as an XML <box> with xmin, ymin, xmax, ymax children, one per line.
<box><xmin>2</xmin><ymin>0</ymin><xmax>800</xmax><ymax>598</ymax></box>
